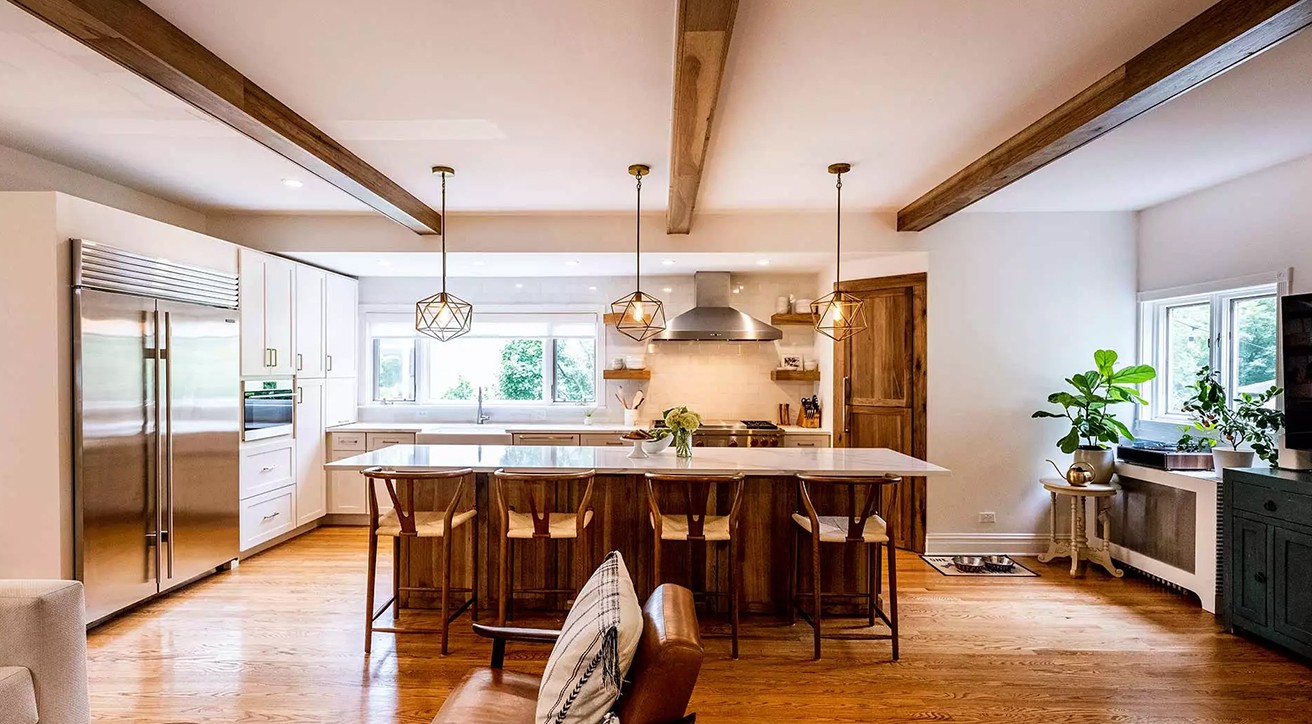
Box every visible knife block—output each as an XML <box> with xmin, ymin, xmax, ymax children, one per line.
<box><xmin>795</xmin><ymin>409</ymin><xmax>822</xmax><ymax>428</ymax></box>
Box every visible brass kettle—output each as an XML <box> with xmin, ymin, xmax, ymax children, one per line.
<box><xmin>1047</xmin><ymin>459</ymin><xmax>1096</xmax><ymax>487</ymax></box>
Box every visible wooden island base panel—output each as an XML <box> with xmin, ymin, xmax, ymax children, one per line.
<box><xmin>326</xmin><ymin>444</ymin><xmax>949</xmax><ymax>615</ymax></box>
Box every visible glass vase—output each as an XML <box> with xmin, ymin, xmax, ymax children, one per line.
<box><xmin>674</xmin><ymin>430</ymin><xmax>693</xmax><ymax>458</ymax></box>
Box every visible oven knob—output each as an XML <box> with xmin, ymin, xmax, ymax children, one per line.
<box><xmin>729</xmin><ymin>438</ymin><xmax>739</xmax><ymax>447</ymax></box>
<box><xmin>771</xmin><ymin>438</ymin><xmax>780</xmax><ymax>447</ymax></box>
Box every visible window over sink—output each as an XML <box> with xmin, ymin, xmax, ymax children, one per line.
<box><xmin>365</xmin><ymin>311</ymin><xmax>600</xmax><ymax>405</ymax></box>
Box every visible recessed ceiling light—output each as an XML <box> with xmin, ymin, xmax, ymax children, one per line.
<box><xmin>376</xmin><ymin>258</ymin><xmax>392</xmax><ymax>266</ymax></box>
<box><xmin>588</xmin><ymin>286</ymin><xmax>597</xmax><ymax>291</ymax></box>
<box><xmin>661</xmin><ymin>259</ymin><xmax>675</xmax><ymax>266</ymax></box>
<box><xmin>281</xmin><ymin>178</ymin><xmax>303</xmax><ymax>189</ymax></box>
<box><xmin>514</xmin><ymin>283</ymin><xmax>524</xmax><ymax>289</ymax></box>
<box><xmin>567</xmin><ymin>260</ymin><xmax>580</xmax><ymax>266</ymax></box>
<box><xmin>756</xmin><ymin>259</ymin><xmax>770</xmax><ymax>266</ymax></box>
<box><xmin>662</xmin><ymin>287</ymin><xmax>673</xmax><ymax>293</ymax></box>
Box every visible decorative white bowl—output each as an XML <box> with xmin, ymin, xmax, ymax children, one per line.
<box><xmin>642</xmin><ymin>436</ymin><xmax>673</xmax><ymax>454</ymax></box>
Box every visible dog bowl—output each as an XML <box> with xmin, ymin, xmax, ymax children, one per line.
<box><xmin>952</xmin><ymin>555</ymin><xmax>985</xmax><ymax>573</ymax></box>
<box><xmin>983</xmin><ymin>555</ymin><xmax>1016</xmax><ymax>573</ymax></box>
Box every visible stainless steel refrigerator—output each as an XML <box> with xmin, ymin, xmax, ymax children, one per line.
<box><xmin>72</xmin><ymin>240</ymin><xmax>241</xmax><ymax>624</ymax></box>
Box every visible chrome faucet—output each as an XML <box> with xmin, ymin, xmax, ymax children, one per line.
<box><xmin>476</xmin><ymin>386</ymin><xmax>490</xmax><ymax>424</ymax></box>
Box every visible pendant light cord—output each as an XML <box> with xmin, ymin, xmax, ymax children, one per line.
<box><xmin>835</xmin><ymin>169</ymin><xmax>843</xmax><ymax>285</ymax></box>
<box><xmin>635</xmin><ymin>171</ymin><xmax>642</xmax><ymax>293</ymax></box>
<box><xmin>440</xmin><ymin>171</ymin><xmax>448</xmax><ymax>293</ymax></box>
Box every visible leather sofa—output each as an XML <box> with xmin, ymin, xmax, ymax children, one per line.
<box><xmin>0</xmin><ymin>580</ymin><xmax>90</xmax><ymax>724</ymax></box>
<box><xmin>431</xmin><ymin>583</ymin><xmax>703</xmax><ymax>723</ymax></box>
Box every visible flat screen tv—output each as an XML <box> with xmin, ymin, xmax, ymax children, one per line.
<box><xmin>1282</xmin><ymin>292</ymin><xmax>1312</xmax><ymax>450</ymax></box>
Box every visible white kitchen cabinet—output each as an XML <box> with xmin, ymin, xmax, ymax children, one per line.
<box><xmin>239</xmin><ymin>438</ymin><xmax>295</xmax><ymax>500</ymax></box>
<box><xmin>324</xmin><ymin>273</ymin><xmax>358</xmax><ymax>379</ymax></box>
<box><xmin>294</xmin><ymin>379</ymin><xmax>326</xmax><ymax>526</ymax></box>
<box><xmin>294</xmin><ymin>265</ymin><xmax>326</xmax><ymax>378</ymax></box>
<box><xmin>239</xmin><ymin>247</ymin><xmax>295</xmax><ymax>376</ymax></box>
<box><xmin>240</xmin><ymin>485</ymin><xmax>296</xmax><ymax>551</ymax></box>
<box><xmin>328</xmin><ymin>448</ymin><xmax>366</xmax><ymax>514</ymax></box>
<box><xmin>324</xmin><ymin>377</ymin><xmax>358</xmax><ymax>427</ymax></box>
<box><xmin>512</xmin><ymin>433</ymin><xmax>581</xmax><ymax>446</ymax></box>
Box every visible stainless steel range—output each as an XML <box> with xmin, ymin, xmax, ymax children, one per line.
<box><xmin>652</xmin><ymin>419</ymin><xmax>783</xmax><ymax>448</ymax></box>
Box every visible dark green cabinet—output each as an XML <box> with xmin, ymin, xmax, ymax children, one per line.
<box><xmin>1224</xmin><ymin>468</ymin><xmax>1312</xmax><ymax>660</ymax></box>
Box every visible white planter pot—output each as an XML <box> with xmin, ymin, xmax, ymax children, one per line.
<box><xmin>1212</xmin><ymin>449</ymin><xmax>1255</xmax><ymax>472</ymax></box>
<box><xmin>1072</xmin><ymin>447</ymin><xmax>1116</xmax><ymax>484</ymax></box>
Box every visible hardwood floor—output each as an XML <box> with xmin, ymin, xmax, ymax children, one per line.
<box><xmin>86</xmin><ymin>526</ymin><xmax>1310</xmax><ymax>723</ymax></box>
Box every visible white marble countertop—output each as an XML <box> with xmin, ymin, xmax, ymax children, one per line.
<box><xmin>328</xmin><ymin>421</ymin><xmax>833</xmax><ymax>435</ymax></box>
<box><xmin>325</xmin><ymin>444</ymin><xmax>950</xmax><ymax>477</ymax></box>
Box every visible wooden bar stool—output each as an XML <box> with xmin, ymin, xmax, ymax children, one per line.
<box><xmin>790</xmin><ymin>473</ymin><xmax>902</xmax><ymax>660</ymax></box>
<box><xmin>645</xmin><ymin>472</ymin><xmax>746</xmax><ymax>658</ymax></box>
<box><xmin>491</xmin><ymin>468</ymin><xmax>597</xmax><ymax>625</ymax></box>
<box><xmin>361</xmin><ymin>466</ymin><xmax>477</xmax><ymax>656</ymax></box>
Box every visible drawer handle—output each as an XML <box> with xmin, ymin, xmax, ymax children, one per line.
<box><xmin>261</xmin><ymin>511</ymin><xmax>281</xmax><ymax>521</ymax></box>
<box><xmin>1264</xmin><ymin>500</ymin><xmax>1278</xmax><ymax>512</ymax></box>
<box><xmin>260</xmin><ymin>465</ymin><xmax>277</xmax><ymax>473</ymax></box>
<box><xmin>1255</xmin><ymin>571</ymin><xmax>1267</xmax><ymax>584</ymax></box>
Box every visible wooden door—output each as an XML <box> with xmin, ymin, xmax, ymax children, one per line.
<box><xmin>1272</xmin><ymin>525</ymin><xmax>1311</xmax><ymax>645</ymax></box>
<box><xmin>294</xmin><ymin>265</ymin><xmax>326</xmax><ymax>378</ymax></box>
<box><xmin>834</xmin><ymin>273</ymin><xmax>927</xmax><ymax>551</ymax></box>
<box><xmin>293</xmin><ymin>379</ymin><xmax>326</xmax><ymax>526</ymax></box>
<box><xmin>1230</xmin><ymin>515</ymin><xmax>1270</xmax><ymax>628</ymax></box>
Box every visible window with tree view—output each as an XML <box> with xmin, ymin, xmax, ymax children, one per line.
<box><xmin>1142</xmin><ymin>283</ymin><xmax>1278</xmax><ymax>422</ymax></box>
<box><xmin>366</xmin><ymin>312</ymin><xmax>599</xmax><ymax>405</ymax></box>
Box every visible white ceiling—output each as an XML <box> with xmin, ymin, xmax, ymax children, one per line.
<box><xmin>971</xmin><ymin>25</ymin><xmax>1312</xmax><ymax>212</ymax></box>
<box><xmin>285</xmin><ymin>250</ymin><xmax>879</xmax><ymax>278</ymax></box>
<box><xmin>3</xmin><ymin>0</ymin><xmax>1309</xmax><ymax>217</ymax></box>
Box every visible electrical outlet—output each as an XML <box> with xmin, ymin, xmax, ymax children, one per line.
<box><xmin>978</xmin><ymin>512</ymin><xmax>997</xmax><ymax>524</ymax></box>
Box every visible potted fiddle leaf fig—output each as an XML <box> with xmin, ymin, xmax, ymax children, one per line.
<box><xmin>1180</xmin><ymin>365</ymin><xmax>1283</xmax><ymax>471</ymax></box>
<box><xmin>1032</xmin><ymin>349</ymin><xmax>1156</xmax><ymax>483</ymax></box>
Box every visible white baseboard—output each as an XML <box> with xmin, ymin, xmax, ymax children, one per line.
<box><xmin>924</xmin><ymin>533</ymin><xmax>1050</xmax><ymax>556</ymax></box>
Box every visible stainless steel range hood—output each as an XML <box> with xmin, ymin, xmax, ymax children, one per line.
<box><xmin>656</xmin><ymin>272</ymin><xmax>783</xmax><ymax>341</ymax></box>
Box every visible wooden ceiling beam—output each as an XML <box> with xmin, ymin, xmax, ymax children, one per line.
<box><xmin>666</xmin><ymin>0</ymin><xmax>738</xmax><ymax>234</ymax></box>
<box><xmin>8</xmin><ymin>0</ymin><xmax>442</xmax><ymax>234</ymax></box>
<box><xmin>897</xmin><ymin>0</ymin><xmax>1312</xmax><ymax>232</ymax></box>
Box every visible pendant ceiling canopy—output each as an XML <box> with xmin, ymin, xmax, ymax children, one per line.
<box><xmin>416</xmin><ymin>166</ymin><xmax>473</xmax><ymax>342</ymax></box>
<box><xmin>812</xmin><ymin>163</ymin><xmax>866</xmax><ymax>342</ymax></box>
<box><xmin>610</xmin><ymin>164</ymin><xmax>666</xmax><ymax>341</ymax></box>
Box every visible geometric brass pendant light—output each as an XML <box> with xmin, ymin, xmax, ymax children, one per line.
<box><xmin>811</xmin><ymin>162</ymin><xmax>866</xmax><ymax>342</ymax></box>
<box><xmin>416</xmin><ymin>166</ymin><xmax>473</xmax><ymax>342</ymax></box>
<box><xmin>610</xmin><ymin>164</ymin><xmax>667</xmax><ymax>341</ymax></box>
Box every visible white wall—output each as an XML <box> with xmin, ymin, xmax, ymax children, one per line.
<box><xmin>0</xmin><ymin>142</ymin><xmax>207</xmax><ymax>233</ymax></box>
<box><xmin>357</xmin><ymin>273</ymin><xmax>823</xmax><ymax>424</ymax></box>
<box><xmin>0</xmin><ymin>192</ymin><xmax>237</xmax><ymax>579</ymax></box>
<box><xmin>1139</xmin><ymin>151</ymin><xmax>1312</xmax><ymax>293</ymax></box>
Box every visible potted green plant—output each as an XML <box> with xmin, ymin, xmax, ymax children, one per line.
<box><xmin>1032</xmin><ymin>349</ymin><xmax>1156</xmax><ymax>483</ymax></box>
<box><xmin>1179</xmin><ymin>366</ymin><xmax>1283</xmax><ymax>471</ymax></box>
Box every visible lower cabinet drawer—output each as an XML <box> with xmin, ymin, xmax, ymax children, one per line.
<box><xmin>240</xmin><ymin>443</ymin><xmax>295</xmax><ymax>499</ymax></box>
<box><xmin>366</xmin><ymin>432</ymin><xmax>416</xmax><ymax>451</ymax></box>
<box><xmin>580</xmin><ymin>433</ymin><xmax>628</xmax><ymax>447</ymax></box>
<box><xmin>1233</xmin><ymin>480</ymin><xmax>1312</xmax><ymax>527</ymax></box>
<box><xmin>512</xmin><ymin>433</ymin><xmax>580</xmax><ymax>446</ymax></box>
<box><xmin>330</xmin><ymin>432</ymin><xmax>365</xmax><ymax>451</ymax></box>
<box><xmin>240</xmin><ymin>485</ymin><xmax>296</xmax><ymax>551</ymax></box>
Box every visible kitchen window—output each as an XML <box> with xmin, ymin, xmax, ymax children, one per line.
<box><xmin>365</xmin><ymin>311</ymin><xmax>600</xmax><ymax>405</ymax></box>
<box><xmin>1139</xmin><ymin>281</ymin><xmax>1279</xmax><ymax>423</ymax></box>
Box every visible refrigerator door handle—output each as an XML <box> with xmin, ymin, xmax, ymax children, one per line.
<box><xmin>163</xmin><ymin>310</ymin><xmax>174</xmax><ymax>579</ymax></box>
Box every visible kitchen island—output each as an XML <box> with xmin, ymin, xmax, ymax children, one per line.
<box><xmin>327</xmin><ymin>444</ymin><xmax>948</xmax><ymax>615</ymax></box>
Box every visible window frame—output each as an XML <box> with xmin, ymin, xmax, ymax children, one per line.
<box><xmin>1138</xmin><ymin>273</ymin><xmax>1286</xmax><ymax>428</ymax></box>
<box><xmin>360</xmin><ymin>304</ymin><xmax>606</xmax><ymax>409</ymax></box>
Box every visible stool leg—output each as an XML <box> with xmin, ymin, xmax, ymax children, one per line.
<box><xmin>471</xmin><ymin>521</ymin><xmax>480</xmax><ymax>622</ymax></box>
<box><xmin>498</xmin><ymin>535</ymin><xmax>509</xmax><ymax>626</ymax></box>
<box><xmin>440</xmin><ymin>533</ymin><xmax>452</xmax><ymax>655</ymax></box>
<box><xmin>887</xmin><ymin>537</ymin><xmax>899</xmax><ymax>661</ymax></box>
<box><xmin>811</xmin><ymin>536</ymin><xmax>823</xmax><ymax>660</ymax></box>
<box><xmin>788</xmin><ymin>526</ymin><xmax>798</xmax><ymax>625</ymax></box>
<box><xmin>392</xmin><ymin>537</ymin><xmax>401</xmax><ymax>620</ymax></box>
<box><xmin>867</xmin><ymin>543</ymin><xmax>877</xmax><ymax>627</ymax></box>
<box><xmin>729</xmin><ymin>538</ymin><xmax>740</xmax><ymax>659</ymax></box>
<box><xmin>365</xmin><ymin>532</ymin><xmax>378</xmax><ymax>655</ymax></box>
<box><xmin>652</xmin><ymin>538</ymin><xmax>662</xmax><ymax>591</ymax></box>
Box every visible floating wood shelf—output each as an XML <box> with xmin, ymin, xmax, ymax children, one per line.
<box><xmin>603</xmin><ymin>312</ymin><xmax>622</xmax><ymax>325</ymax></box>
<box><xmin>771</xmin><ymin>369</ymin><xmax>820</xmax><ymax>382</ymax></box>
<box><xmin>771</xmin><ymin>312</ymin><xmax>819</xmax><ymax>326</ymax></box>
<box><xmin>603</xmin><ymin>368</ymin><xmax>651</xmax><ymax>380</ymax></box>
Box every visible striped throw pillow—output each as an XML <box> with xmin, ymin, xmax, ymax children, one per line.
<box><xmin>536</xmin><ymin>551</ymin><xmax>642</xmax><ymax>723</ymax></box>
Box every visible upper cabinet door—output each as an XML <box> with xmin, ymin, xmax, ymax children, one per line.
<box><xmin>263</xmin><ymin>256</ymin><xmax>296</xmax><ymax>375</ymax></box>
<box><xmin>238</xmin><ymin>248</ymin><xmax>268</xmax><ymax>376</ymax></box>
<box><xmin>295</xmin><ymin>266</ymin><xmax>326</xmax><ymax>378</ymax></box>
<box><xmin>324</xmin><ymin>273</ymin><xmax>358</xmax><ymax>379</ymax></box>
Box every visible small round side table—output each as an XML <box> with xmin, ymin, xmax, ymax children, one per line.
<box><xmin>1037</xmin><ymin>477</ymin><xmax>1124</xmax><ymax>578</ymax></box>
